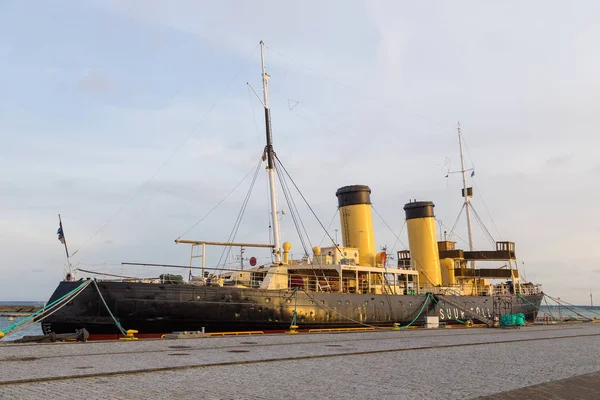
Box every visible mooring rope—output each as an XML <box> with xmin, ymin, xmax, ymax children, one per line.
<box><xmin>543</xmin><ymin>294</ymin><xmax>599</xmax><ymax>320</ymax></box>
<box><xmin>517</xmin><ymin>293</ymin><xmax>544</xmax><ymax>311</ymax></box>
<box><xmin>1</xmin><ymin>279</ymin><xmax>93</xmax><ymax>338</ymax></box>
<box><xmin>92</xmin><ymin>279</ymin><xmax>128</xmax><ymax>336</ymax></box>
<box><xmin>299</xmin><ymin>289</ymin><xmax>433</xmax><ymax>330</ymax></box>
<box><xmin>401</xmin><ymin>293</ymin><xmax>434</xmax><ymax>329</ymax></box>
<box><xmin>429</xmin><ymin>295</ymin><xmax>467</xmax><ymax>325</ymax></box>
<box><xmin>299</xmin><ymin>289</ymin><xmax>381</xmax><ymax>329</ymax></box>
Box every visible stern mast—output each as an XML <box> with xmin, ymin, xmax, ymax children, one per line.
<box><xmin>457</xmin><ymin>123</ymin><xmax>475</xmax><ymax>268</ymax></box>
<box><xmin>260</xmin><ymin>40</ymin><xmax>282</xmax><ymax>263</ymax></box>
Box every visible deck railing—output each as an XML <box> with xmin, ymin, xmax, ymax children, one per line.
<box><xmin>74</xmin><ymin>263</ymin><xmax>540</xmax><ymax>297</ymax></box>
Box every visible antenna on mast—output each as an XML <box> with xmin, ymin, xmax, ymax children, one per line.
<box><xmin>259</xmin><ymin>40</ymin><xmax>282</xmax><ymax>263</ymax></box>
<box><xmin>457</xmin><ymin>122</ymin><xmax>475</xmax><ymax>257</ymax></box>
<box><xmin>445</xmin><ymin>122</ymin><xmax>476</xmax><ymax>267</ymax></box>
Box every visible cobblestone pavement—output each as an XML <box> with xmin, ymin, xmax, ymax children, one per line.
<box><xmin>0</xmin><ymin>323</ymin><xmax>599</xmax><ymax>399</ymax></box>
<box><xmin>477</xmin><ymin>370</ymin><xmax>600</xmax><ymax>399</ymax></box>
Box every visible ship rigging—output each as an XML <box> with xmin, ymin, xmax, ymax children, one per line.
<box><xmin>36</xmin><ymin>40</ymin><xmax>543</xmax><ymax>339</ymax></box>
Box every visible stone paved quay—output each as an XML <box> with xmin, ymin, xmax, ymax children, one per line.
<box><xmin>0</xmin><ymin>323</ymin><xmax>599</xmax><ymax>399</ymax></box>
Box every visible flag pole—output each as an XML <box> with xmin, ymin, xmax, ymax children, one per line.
<box><xmin>58</xmin><ymin>214</ymin><xmax>72</xmax><ymax>278</ymax></box>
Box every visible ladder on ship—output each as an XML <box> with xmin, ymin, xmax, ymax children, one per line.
<box><xmin>493</xmin><ymin>296</ymin><xmax>513</xmax><ymax>318</ymax></box>
<box><xmin>436</xmin><ymin>295</ymin><xmax>495</xmax><ymax>326</ymax></box>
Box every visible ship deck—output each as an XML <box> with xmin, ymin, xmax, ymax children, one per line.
<box><xmin>1</xmin><ymin>323</ymin><xmax>599</xmax><ymax>399</ymax></box>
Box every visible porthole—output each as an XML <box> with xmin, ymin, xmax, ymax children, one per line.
<box><xmin>337</xmin><ymin>300</ymin><xmax>342</xmax><ymax>305</ymax></box>
<box><xmin>345</xmin><ymin>300</ymin><xmax>351</xmax><ymax>305</ymax></box>
<box><xmin>196</xmin><ymin>295</ymin><xmax>201</xmax><ymax>300</ymax></box>
<box><xmin>380</xmin><ymin>301</ymin><xmax>385</xmax><ymax>306</ymax></box>
<box><xmin>264</xmin><ymin>298</ymin><xmax>271</xmax><ymax>303</ymax></box>
<box><xmin>321</xmin><ymin>300</ymin><xmax>325</xmax><ymax>305</ymax></box>
<box><xmin>286</xmin><ymin>299</ymin><xmax>292</xmax><ymax>304</ymax></box>
<box><xmin>310</xmin><ymin>300</ymin><xmax>314</xmax><ymax>304</ymax></box>
<box><xmin>343</xmin><ymin>251</ymin><xmax>347</xmax><ymax>256</ymax></box>
<box><xmin>409</xmin><ymin>302</ymin><xmax>412</xmax><ymax>306</ymax></box>
<box><xmin>354</xmin><ymin>253</ymin><xmax>358</xmax><ymax>257</ymax></box>
<box><xmin>364</xmin><ymin>301</ymin><xmax>369</xmax><ymax>306</ymax></box>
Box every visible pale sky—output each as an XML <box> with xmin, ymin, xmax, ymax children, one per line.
<box><xmin>1</xmin><ymin>1</ymin><xmax>598</xmax><ymax>304</ymax></box>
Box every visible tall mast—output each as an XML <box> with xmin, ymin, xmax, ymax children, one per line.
<box><xmin>457</xmin><ymin>123</ymin><xmax>475</xmax><ymax>266</ymax></box>
<box><xmin>260</xmin><ymin>40</ymin><xmax>281</xmax><ymax>263</ymax></box>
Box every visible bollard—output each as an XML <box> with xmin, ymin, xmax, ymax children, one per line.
<box><xmin>119</xmin><ymin>329</ymin><xmax>139</xmax><ymax>341</ymax></box>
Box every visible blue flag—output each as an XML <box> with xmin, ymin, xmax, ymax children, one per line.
<box><xmin>57</xmin><ymin>222</ymin><xmax>65</xmax><ymax>244</ymax></box>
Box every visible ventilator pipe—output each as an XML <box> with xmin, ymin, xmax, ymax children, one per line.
<box><xmin>443</xmin><ymin>258</ymin><xmax>456</xmax><ymax>286</ymax></box>
<box><xmin>283</xmin><ymin>242</ymin><xmax>292</xmax><ymax>264</ymax></box>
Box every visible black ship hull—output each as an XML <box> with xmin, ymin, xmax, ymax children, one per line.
<box><xmin>41</xmin><ymin>280</ymin><xmax>543</xmax><ymax>339</ymax></box>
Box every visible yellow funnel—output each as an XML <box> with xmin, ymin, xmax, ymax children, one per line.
<box><xmin>404</xmin><ymin>201</ymin><xmax>442</xmax><ymax>286</ymax></box>
<box><xmin>336</xmin><ymin>185</ymin><xmax>376</xmax><ymax>267</ymax></box>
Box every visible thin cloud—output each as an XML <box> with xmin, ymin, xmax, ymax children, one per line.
<box><xmin>76</xmin><ymin>70</ymin><xmax>116</xmax><ymax>94</ymax></box>
<box><xmin>545</xmin><ymin>154</ymin><xmax>574</xmax><ymax>168</ymax></box>
<box><xmin>1</xmin><ymin>1</ymin><xmax>599</xmax><ymax>303</ymax></box>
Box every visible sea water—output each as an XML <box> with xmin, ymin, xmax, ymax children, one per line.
<box><xmin>0</xmin><ymin>301</ymin><xmax>44</xmax><ymax>342</ymax></box>
<box><xmin>538</xmin><ymin>305</ymin><xmax>600</xmax><ymax>320</ymax></box>
<box><xmin>0</xmin><ymin>316</ymin><xmax>43</xmax><ymax>341</ymax></box>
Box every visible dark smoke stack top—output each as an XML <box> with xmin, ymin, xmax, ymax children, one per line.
<box><xmin>336</xmin><ymin>185</ymin><xmax>372</xmax><ymax>208</ymax></box>
<box><xmin>403</xmin><ymin>201</ymin><xmax>435</xmax><ymax>220</ymax></box>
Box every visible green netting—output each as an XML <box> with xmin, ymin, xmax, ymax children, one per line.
<box><xmin>499</xmin><ymin>313</ymin><xmax>526</xmax><ymax>326</ymax></box>
<box><xmin>514</xmin><ymin>313</ymin><xmax>526</xmax><ymax>325</ymax></box>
